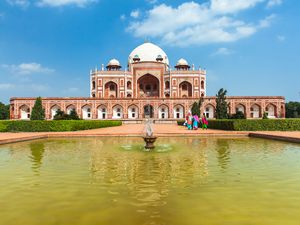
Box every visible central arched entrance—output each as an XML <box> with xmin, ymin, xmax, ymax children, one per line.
<box><xmin>144</xmin><ymin>104</ymin><xmax>154</xmax><ymax>118</ymax></box>
<box><xmin>137</xmin><ymin>74</ymin><xmax>159</xmax><ymax>98</ymax></box>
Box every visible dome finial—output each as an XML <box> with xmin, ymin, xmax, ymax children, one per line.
<box><xmin>144</xmin><ymin>37</ymin><xmax>150</xmax><ymax>43</ymax></box>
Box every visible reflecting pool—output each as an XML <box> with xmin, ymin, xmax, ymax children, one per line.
<box><xmin>1</xmin><ymin>137</ymin><xmax>300</xmax><ymax>225</ymax></box>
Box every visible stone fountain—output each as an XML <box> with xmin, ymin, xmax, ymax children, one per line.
<box><xmin>143</xmin><ymin>119</ymin><xmax>157</xmax><ymax>149</ymax></box>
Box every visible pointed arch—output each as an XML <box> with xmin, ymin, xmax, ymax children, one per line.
<box><xmin>128</xmin><ymin>104</ymin><xmax>139</xmax><ymax>119</ymax></box>
<box><xmin>158</xmin><ymin>104</ymin><xmax>169</xmax><ymax>119</ymax></box>
<box><xmin>265</xmin><ymin>103</ymin><xmax>277</xmax><ymax>118</ymax></box>
<box><xmin>250</xmin><ymin>104</ymin><xmax>261</xmax><ymax>118</ymax></box>
<box><xmin>235</xmin><ymin>103</ymin><xmax>246</xmax><ymax>114</ymax></box>
<box><xmin>66</xmin><ymin>104</ymin><xmax>76</xmax><ymax>115</ymax></box>
<box><xmin>179</xmin><ymin>81</ymin><xmax>192</xmax><ymax>97</ymax></box>
<box><xmin>50</xmin><ymin>104</ymin><xmax>61</xmax><ymax>119</ymax></box>
<box><xmin>112</xmin><ymin>104</ymin><xmax>123</xmax><ymax>119</ymax></box>
<box><xmin>137</xmin><ymin>74</ymin><xmax>160</xmax><ymax>98</ymax></box>
<box><xmin>97</xmin><ymin>104</ymin><xmax>107</xmax><ymax>119</ymax></box>
<box><xmin>204</xmin><ymin>104</ymin><xmax>215</xmax><ymax>119</ymax></box>
<box><xmin>19</xmin><ymin>104</ymin><xmax>30</xmax><ymax>120</ymax></box>
<box><xmin>105</xmin><ymin>81</ymin><xmax>118</xmax><ymax>98</ymax></box>
<box><xmin>173</xmin><ymin>104</ymin><xmax>185</xmax><ymax>119</ymax></box>
<box><xmin>82</xmin><ymin>104</ymin><xmax>92</xmax><ymax>120</ymax></box>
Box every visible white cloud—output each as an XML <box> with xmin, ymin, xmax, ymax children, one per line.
<box><xmin>267</xmin><ymin>0</ymin><xmax>282</xmax><ymax>8</ymax></box>
<box><xmin>211</xmin><ymin>0</ymin><xmax>264</xmax><ymax>14</ymax></box>
<box><xmin>0</xmin><ymin>83</ymin><xmax>15</xmax><ymax>90</ymax></box>
<box><xmin>259</xmin><ymin>14</ymin><xmax>276</xmax><ymax>28</ymax></box>
<box><xmin>65</xmin><ymin>87</ymin><xmax>79</xmax><ymax>93</ymax></box>
<box><xmin>6</xmin><ymin>0</ymin><xmax>30</xmax><ymax>8</ymax></box>
<box><xmin>211</xmin><ymin>47</ymin><xmax>234</xmax><ymax>56</ymax></box>
<box><xmin>120</xmin><ymin>14</ymin><xmax>126</xmax><ymax>21</ymax></box>
<box><xmin>277</xmin><ymin>35</ymin><xmax>286</xmax><ymax>41</ymax></box>
<box><xmin>29</xmin><ymin>84</ymin><xmax>49</xmax><ymax>91</ymax></box>
<box><xmin>128</xmin><ymin>1</ymin><xmax>276</xmax><ymax>47</ymax></box>
<box><xmin>0</xmin><ymin>83</ymin><xmax>48</xmax><ymax>92</ymax></box>
<box><xmin>1</xmin><ymin>63</ymin><xmax>54</xmax><ymax>75</ymax></box>
<box><xmin>130</xmin><ymin>10</ymin><xmax>140</xmax><ymax>19</ymax></box>
<box><xmin>147</xmin><ymin>0</ymin><xmax>158</xmax><ymax>4</ymax></box>
<box><xmin>37</xmin><ymin>0</ymin><xmax>97</xmax><ymax>7</ymax></box>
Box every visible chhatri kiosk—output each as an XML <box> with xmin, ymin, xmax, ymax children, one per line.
<box><xmin>10</xmin><ymin>42</ymin><xmax>285</xmax><ymax>120</ymax></box>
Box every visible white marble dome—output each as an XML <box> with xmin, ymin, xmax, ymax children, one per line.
<box><xmin>176</xmin><ymin>58</ymin><xmax>189</xmax><ymax>66</ymax></box>
<box><xmin>129</xmin><ymin>42</ymin><xmax>169</xmax><ymax>65</ymax></box>
<box><xmin>107</xmin><ymin>59</ymin><xmax>121</xmax><ymax>67</ymax></box>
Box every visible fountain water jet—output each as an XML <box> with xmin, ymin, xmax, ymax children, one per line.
<box><xmin>143</xmin><ymin>119</ymin><xmax>157</xmax><ymax>149</ymax></box>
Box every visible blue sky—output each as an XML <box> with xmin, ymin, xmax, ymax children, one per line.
<box><xmin>0</xmin><ymin>0</ymin><xmax>299</xmax><ymax>104</ymax></box>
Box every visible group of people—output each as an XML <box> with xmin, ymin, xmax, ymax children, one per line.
<box><xmin>184</xmin><ymin>112</ymin><xmax>208</xmax><ymax>130</ymax></box>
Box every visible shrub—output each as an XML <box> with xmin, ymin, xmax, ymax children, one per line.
<box><xmin>0</xmin><ymin>121</ymin><xmax>8</xmax><ymax>132</ymax></box>
<box><xmin>54</xmin><ymin>109</ymin><xmax>80</xmax><ymax>120</ymax></box>
<box><xmin>69</xmin><ymin>109</ymin><xmax>80</xmax><ymax>120</ymax></box>
<box><xmin>229</xmin><ymin>111</ymin><xmax>246</xmax><ymax>119</ymax></box>
<box><xmin>262</xmin><ymin>112</ymin><xmax>268</xmax><ymax>119</ymax></box>
<box><xmin>177</xmin><ymin>120</ymin><xmax>185</xmax><ymax>126</ymax></box>
<box><xmin>208</xmin><ymin>119</ymin><xmax>300</xmax><ymax>131</ymax></box>
<box><xmin>0</xmin><ymin>120</ymin><xmax>122</xmax><ymax>132</ymax></box>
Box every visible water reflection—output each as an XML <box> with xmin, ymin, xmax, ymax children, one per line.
<box><xmin>29</xmin><ymin>142</ymin><xmax>45</xmax><ymax>174</ymax></box>
<box><xmin>89</xmin><ymin>137</ymin><xmax>208</xmax><ymax>221</ymax></box>
<box><xmin>215</xmin><ymin>139</ymin><xmax>231</xmax><ymax>171</ymax></box>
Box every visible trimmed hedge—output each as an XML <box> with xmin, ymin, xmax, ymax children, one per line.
<box><xmin>178</xmin><ymin>119</ymin><xmax>300</xmax><ymax>131</ymax></box>
<box><xmin>177</xmin><ymin>120</ymin><xmax>185</xmax><ymax>126</ymax></box>
<box><xmin>0</xmin><ymin>120</ymin><xmax>122</xmax><ymax>132</ymax></box>
<box><xmin>208</xmin><ymin>119</ymin><xmax>300</xmax><ymax>131</ymax></box>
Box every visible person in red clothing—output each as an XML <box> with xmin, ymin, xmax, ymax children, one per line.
<box><xmin>201</xmin><ymin>114</ymin><xmax>208</xmax><ymax>130</ymax></box>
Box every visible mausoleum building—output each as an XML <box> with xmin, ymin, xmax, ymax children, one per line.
<box><xmin>10</xmin><ymin>42</ymin><xmax>285</xmax><ymax>120</ymax></box>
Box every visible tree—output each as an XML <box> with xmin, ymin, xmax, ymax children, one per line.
<box><xmin>69</xmin><ymin>109</ymin><xmax>80</xmax><ymax>120</ymax></box>
<box><xmin>53</xmin><ymin>109</ymin><xmax>80</xmax><ymax>120</ymax></box>
<box><xmin>30</xmin><ymin>97</ymin><xmax>45</xmax><ymax>120</ymax></box>
<box><xmin>191</xmin><ymin>102</ymin><xmax>200</xmax><ymax>116</ymax></box>
<box><xmin>215</xmin><ymin>88</ymin><xmax>228</xmax><ymax>119</ymax></box>
<box><xmin>53</xmin><ymin>109</ymin><xmax>66</xmax><ymax>120</ymax></box>
<box><xmin>191</xmin><ymin>97</ymin><xmax>203</xmax><ymax>116</ymax></box>
<box><xmin>285</xmin><ymin>102</ymin><xmax>300</xmax><ymax>118</ymax></box>
<box><xmin>0</xmin><ymin>102</ymin><xmax>9</xmax><ymax>120</ymax></box>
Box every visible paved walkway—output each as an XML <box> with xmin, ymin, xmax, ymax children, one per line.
<box><xmin>0</xmin><ymin>124</ymin><xmax>300</xmax><ymax>145</ymax></box>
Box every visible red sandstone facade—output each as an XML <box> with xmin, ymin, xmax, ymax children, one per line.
<box><xmin>9</xmin><ymin>42</ymin><xmax>285</xmax><ymax>120</ymax></box>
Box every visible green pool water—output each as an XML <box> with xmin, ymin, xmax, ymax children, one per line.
<box><xmin>1</xmin><ymin>137</ymin><xmax>300</xmax><ymax>225</ymax></box>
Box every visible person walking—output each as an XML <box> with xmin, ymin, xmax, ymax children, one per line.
<box><xmin>201</xmin><ymin>114</ymin><xmax>208</xmax><ymax>130</ymax></box>
<box><xmin>187</xmin><ymin>112</ymin><xmax>193</xmax><ymax>130</ymax></box>
<box><xmin>193</xmin><ymin>114</ymin><xmax>199</xmax><ymax>130</ymax></box>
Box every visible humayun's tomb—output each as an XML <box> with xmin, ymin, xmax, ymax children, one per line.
<box><xmin>10</xmin><ymin>42</ymin><xmax>285</xmax><ymax>120</ymax></box>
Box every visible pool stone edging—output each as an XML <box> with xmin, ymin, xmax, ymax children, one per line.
<box><xmin>0</xmin><ymin>131</ymin><xmax>300</xmax><ymax>145</ymax></box>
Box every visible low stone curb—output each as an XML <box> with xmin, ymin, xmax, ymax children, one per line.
<box><xmin>0</xmin><ymin>135</ymin><xmax>48</xmax><ymax>145</ymax></box>
<box><xmin>249</xmin><ymin>133</ymin><xmax>300</xmax><ymax>144</ymax></box>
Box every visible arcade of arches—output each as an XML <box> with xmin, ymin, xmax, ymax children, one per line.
<box><xmin>11</xmin><ymin>97</ymin><xmax>285</xmax><ymax>120</ymax></box>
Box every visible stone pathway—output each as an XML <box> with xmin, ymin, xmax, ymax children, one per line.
<box><xmin>0</xmin><ymin>124</ymin><xmax>300</xmax><ymax>145</ymax></box>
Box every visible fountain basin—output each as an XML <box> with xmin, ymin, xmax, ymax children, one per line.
<box><xmin>143</xmin><ymin>136</ymin><xmax>157</xmax><ymax>149</ymax></box>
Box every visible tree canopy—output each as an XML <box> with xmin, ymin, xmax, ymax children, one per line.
<box><xmin>286</xmin><ymin>102</ymin><xmax>300</xmax><ymax>118</ymax></box>
<box><xmin>191</xmin><ymin>97</ymin><xmax>203</xmax><ymax>116</ymax></box>
<box><xmin>215</xmin><ymin>88</ymin><xmax>228</xmax><ymax>119</ymax></box>
<box><xmin>30</xmin><ymin>97</ymin><xmax>45</xmax><ymax>120</ymax></box>
<box><xmin>0</xmin><ymin>102</ymin><xmax>9</xmax><ymax>120</ymax></box>
<box><xmin>54</xmin><ymin>109</ymin><xmax>80</xmax><ymax>120</ymax></box>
